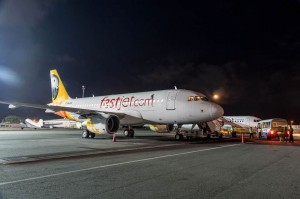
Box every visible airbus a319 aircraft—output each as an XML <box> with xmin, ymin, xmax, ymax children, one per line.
<box><xmin>0</xmin><ymin>69</ymin><xmax>224</xmax><ymax>140</ymax></box>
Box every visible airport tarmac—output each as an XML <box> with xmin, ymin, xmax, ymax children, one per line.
<box><xmin>0</xmin><ymin>129</ymin><xmax>300</xmax><ymax>199</ymax></box>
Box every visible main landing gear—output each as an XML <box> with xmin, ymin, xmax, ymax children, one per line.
<box><xmin>82</xmin><ymin>130</ymin><xmax>96</xmax><ymax>139</ymax></box>
<box><xmin>174</xmin><ymin>124</ymin><xmax>184</xmax><ymax>141</ymax></box>
<box><xmin>123</xmin><ymin>128</ymin><xmax>135</xmax><ymax>138</ymax></box>
<box><xmin>175</xmin><ymin>133</ymin><xmax>184</xmax><ymax>141</ymax></box>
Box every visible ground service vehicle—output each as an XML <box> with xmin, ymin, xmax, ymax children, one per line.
<box><xmin>258</xmin><ymin>118</ymin><xmax>288</xmax><ymax>140</ymax></box>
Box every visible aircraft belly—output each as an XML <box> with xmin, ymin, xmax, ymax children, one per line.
<box><xmin>141</xmin><ymin>109</ymin><xmax>178</xmax><ymax>124</ymax></box>
<box><xmin>119</xmin><ymin>115</ymin><xmax>144</xmax><ymax>125</ymax></box>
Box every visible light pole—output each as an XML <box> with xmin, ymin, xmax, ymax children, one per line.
<box><xmin>82</xmin><ymin>85</ymin><xmax>85</xmax><ymax>98</ymax></box>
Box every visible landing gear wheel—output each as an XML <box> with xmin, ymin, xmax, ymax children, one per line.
<box><xmin>129</xmin><ymin>129</ymin><xmax>135</xmax><ymax>138</ymax></box>
<box><xmin>82</xmin><ymin>130</ymin><xmax>90</xmax><ymax>138</ymax></box>
<box><xmin>90</xmin><ymin>133</ymin><xmax>96</xmax><ymax>138</ymax></box>
<box><xmin>175</xmin><ymin>134</ymin><xmax>184</xmax><ymax>141</ymax></box>
<box><xmin>123</xmin><ymin>129</ymin><xmax>130</xmax><ymax>137</ymax></box>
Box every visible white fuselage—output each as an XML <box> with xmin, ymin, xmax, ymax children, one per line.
<box><xmin>63</xmin><ymin>89</ymin><xmax>224</xmax><ymax>126</ymax></box>
<box><xmin>223</xmin><ymin>116</ymin><xmax>261</xmax><ymax>128</ymax></box>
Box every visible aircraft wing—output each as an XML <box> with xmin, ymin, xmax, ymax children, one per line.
<box><xmin>0</xmin><ymin>100</ymin><xmax>130</xmax><ymax>119</ymax></box>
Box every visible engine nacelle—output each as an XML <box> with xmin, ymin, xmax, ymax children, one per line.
<box><xmin>149</xmin><ymin>124</ymin><xmax>174</xmax><ymax>133</ymax></box>
<box><xmin>83</xmin><ymin>114</ymin><xmax>120</xmax><ymax>134</ymax></box>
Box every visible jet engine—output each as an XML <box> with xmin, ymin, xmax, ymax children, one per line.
<box><xmin>82</xmin><ymin>114</ymin><xmax>120</xmax><ymax>134</ymax></box>
<box><xmin>149</xmin><ymin>124</ymin><xmax>175</xmax><ymax>133</ymax></box>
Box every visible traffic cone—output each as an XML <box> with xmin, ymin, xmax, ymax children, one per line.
<box><xmin>242</xmin><ymin>133</ymin><xmax>245</xmax><ymax>143</ymax></box>
<box><xmin>113</xmin><ymin>133</ymin><xmax>116</xmax><ymax>142</ymax></box>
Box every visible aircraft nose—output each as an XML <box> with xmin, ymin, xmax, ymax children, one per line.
<box><xmin>210</xmin><ymin>103</ymin><xmax>224</xmax><ymax>120</ymax></box>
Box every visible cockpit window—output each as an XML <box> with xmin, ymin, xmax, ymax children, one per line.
<box><xmin>188</xmin><ymin>96</ymin><xmax>209</xmax><ymax>101</ymax></box>
<box><xmin>194</xmin><ymin>96</ymin><xmax>201</xmax><ymax>101</ymax></box>
<box><xmin>200</xmin><ymin>96</ymin><xmax>209</xmax><ymax>101</ymax></box>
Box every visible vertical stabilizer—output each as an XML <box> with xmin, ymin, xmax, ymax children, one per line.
<box><xmin>50</xmin><ymin>69</ymin><xmax>70</xmax><ymax>105</ymax></box>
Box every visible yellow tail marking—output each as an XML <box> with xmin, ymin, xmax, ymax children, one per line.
<box><xmin>50</xmin><ymin>69</ymin><xmax>70</xmax><ymax>105</ymax></box>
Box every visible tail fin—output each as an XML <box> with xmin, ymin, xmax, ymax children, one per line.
<box><xmin>37</xmin><ymin>119</ymin><xmax>44</xmax><ymax>128</ymax></box>
<box><xmin>50</xmin><ymin>69</ymin><xmax>70</xmax><ymax>104</ymax></box>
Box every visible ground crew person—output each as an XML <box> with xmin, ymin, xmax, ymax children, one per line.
<box><xmin>249</xmin><ymin>127</ymin><xmax>254</xmax><ymax>139</ymax></box>
<box><xmin>256</xmin><ymin>126</ymin><xmax>262</xmax><ymax>139</ymax></box>
<box><xmin>289</xmin><ymin>125</ymin><xmax>294</xmax><ymax>143</ymax></box>
<box><xmin>232</xmin><ymin>126</ymin><xmax>237</xmax><ymax>137</ymax></box>
<box><xmin>281</xmin><ymin>126</ymin><xmax>287</xmax><ymax>142</ymax></box>
<box><xmin>285</xmin><ymin>127</ymin><xmax>289</xmax><ymax>142</ymax></box>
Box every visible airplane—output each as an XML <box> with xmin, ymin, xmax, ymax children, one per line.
<box><xmin>25</xmin><ymin>118</ymin><xmax>43</xmax><ymax>129</ymax></box>
<box><xmin>0</xmin><ymin>69</ymin><xmax>224</xmax><ymax>140</ymax></box>
<box><xmin>43</xmin><ymin>118</ymin><xmax>82</xmax><ymax>129</ymax></box>
<box><xmin>25</xmin><ymin>118</ymin><xmax>82</xmax><ymax>129</ymax></box>
<box><xmin>0</xmin><ymin>121</ymin><xmax>35</xmax><ymax>130</ymax></box>
<box><xmin>222</xmin><ymin>116</ymin><xmax>261</xmax><ymax>128</ymax></box>
<box><xmin>4</xmin><ymin>122</ymin><xmax>28</xmax><ymax>130</ymax></box>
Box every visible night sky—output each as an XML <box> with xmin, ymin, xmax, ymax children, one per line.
<box><xmin>0</xmin><ymin>0</ymin><xmax>299</xmax><ymax>123</ymax></box>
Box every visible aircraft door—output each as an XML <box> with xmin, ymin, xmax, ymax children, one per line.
<box><xmin>166</xmin><ymin>91</ymin><xmax>178</xmax><ymax>110</ymax></box>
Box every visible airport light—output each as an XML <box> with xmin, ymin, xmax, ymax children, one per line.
<box><xmin>213</xmin><ymin>94</ymin><xmax>219</xmax><ymax>100</ymax></box>
<box><xmin>82</xmin><ymin>85</ymin><xmax>85</xmax><ymax>98</ymax></box>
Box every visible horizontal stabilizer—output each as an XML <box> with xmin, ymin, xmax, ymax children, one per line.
<box><xmin>45</xmin><ymin>109</ymin><xmax>55</xmax><ymax>113</ymax></box>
